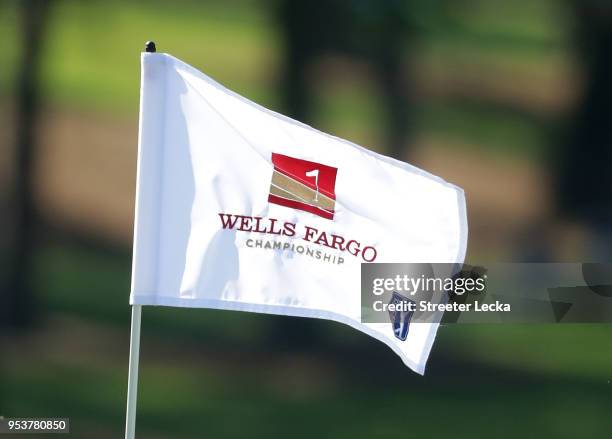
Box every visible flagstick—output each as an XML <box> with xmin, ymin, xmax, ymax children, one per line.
<box><xmin>125</xmin><ymin>304</ymin><xmax>142</xmax><ymax>439</ymax></box>
<box><xmin>124</xmin><ymin>40</ymin><xmax>157</xmax><ymax>439</ymax></box>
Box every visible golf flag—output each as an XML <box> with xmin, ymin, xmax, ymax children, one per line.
<box><xmin>130</xmin><ymin>52</ymin><xmax>468</xmax><ymax>374</ymax></box>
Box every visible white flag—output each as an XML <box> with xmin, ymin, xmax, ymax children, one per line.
<box><xmin>130</xmin><ymin>52</ymin><xmax>468</xmax><ymax>374</ymax></box>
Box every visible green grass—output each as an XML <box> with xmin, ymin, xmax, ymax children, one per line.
<box><xmin>439</xmin><ymin>324</ymin><xmax>612</xmax><ymax>381</ymax></box>
<box><xmin>0</xmin><ymin>0</ymin><xmax>281</xmax><ymax>113</ymax></box>
<box><xmin>1</xmin><ymin>236</ymin><xmax>608</xmax><ymax>439</ymax></box>
<box><xmin>0</xmin><ymin>1</ymin><xmax>20</xmax><ymax>93</ymax></box>
<box><xmin>418</xmin><ymin>98</ymin><xmax>550</xmax><ymax>158</ymax></box>
<box><xmin>35</xmin><ymin>242</ymin><xmax>275</xmax><ymax>346</ymax></box>
<box><xmin>33</xmin><ymin>239</ymin><xmax>612</xmax><ymax>383</ymax></box>
<box><xmin>4</xmin><ymin>321</ymin><xmax>611</xmax><ymax>438</ymax></box>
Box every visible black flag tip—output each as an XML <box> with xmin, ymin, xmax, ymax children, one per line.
<box><xmin>145</xmin><ymin>41</ymin><xmax>156</xmax><ymax>53</ymax></box>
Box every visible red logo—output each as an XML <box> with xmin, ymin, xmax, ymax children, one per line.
<box><xmin>268</xmin><ymin>153</ymin><xmax>338</xmax><ymax>220</ymax></box>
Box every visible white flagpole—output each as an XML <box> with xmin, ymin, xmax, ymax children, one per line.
<box><xmin>125</xmin><ymin>40</ymin><xmax>157</xmax><ymax>439</ymax></box>
<box><xmin>124</xmin><ymin>304</ymin><xmax>142</xmax><ymax>439</ymax></box>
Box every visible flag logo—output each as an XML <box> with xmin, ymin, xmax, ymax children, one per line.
<box><xmin>388</xmin><ymin>292</ymin><xmax>415</xmax><ymax>341</ymax></box>
<box><xmin>268</xmin><ymin>153</ymin><xmax>338</xmax><ymax>220</ymax></box>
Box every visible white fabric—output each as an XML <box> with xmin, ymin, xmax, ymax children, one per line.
<box><xmin>130</xmin><ymin>52</ymin><xmax>468</xmax><ymax>374</ymax></box>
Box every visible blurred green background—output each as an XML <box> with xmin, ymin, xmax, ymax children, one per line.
<box><xmin>1</xmin><ymin>0</ymin><xmax>610</xmax><ymax>438</ymax></box>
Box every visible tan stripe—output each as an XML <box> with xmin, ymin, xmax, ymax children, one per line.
<box><xmin>269</xmin><ymin>185</ymin><xmax>333</xmax><ymax>213</ymax></box>
<box><xmin>270</xmin><ymin>170</ymin><xmax>335</xmax><ymax>211</ymax></box>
